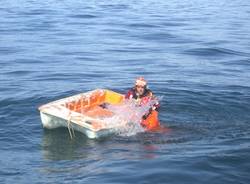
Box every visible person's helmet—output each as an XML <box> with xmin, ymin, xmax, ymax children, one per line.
<box><xmin>135</xmin><ymin>77</ymin><xmax>147</xmax><ymax>87</ymax></box>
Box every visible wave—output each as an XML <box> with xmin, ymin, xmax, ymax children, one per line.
<box><xmin>182</xmin><ymin>47</ymin><xmax>250</xmax><ymax>57</ymax></box>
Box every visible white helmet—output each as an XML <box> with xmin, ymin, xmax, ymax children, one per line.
<box><xmin>135</xmin><ymin>77</ymin><xmax>147</xmax><ymax>87</ymax></box>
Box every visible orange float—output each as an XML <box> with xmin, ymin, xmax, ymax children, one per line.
<box><xmin>141</xmin><ymin>110</ymin><xmax>160</xmax><ymax>130</ymax></box>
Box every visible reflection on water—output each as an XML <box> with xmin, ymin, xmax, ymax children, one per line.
<box><xmin>41</xmin><ymin>127</ymin><xmax>173</xmax><ymax>161</ymax></box>
<box><xmin>40</xmin><ymin>128</ymin><xmax>174</xmax><ymax>178</ymax></box>
<box><xmin>42</xmin><ymin>128</ymin><xmax>94</xmax><ymax>161</ymax></box>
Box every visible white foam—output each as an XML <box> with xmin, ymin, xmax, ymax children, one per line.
<box><xmin>101</xmin><ymin>98</ymin><xmax>161</xmax><ymax>137</ymax></box>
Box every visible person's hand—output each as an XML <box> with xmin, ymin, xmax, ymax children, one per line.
<box><xmin>142</xmin><ymin>114</ymin><xmax>147</xmax><ymax>120</ymax></box>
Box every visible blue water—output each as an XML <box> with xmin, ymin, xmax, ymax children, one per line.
<box><xmin>1</xmin><ymin>0</ymin><xmax>250</xmax><ymax>183</ymax></box>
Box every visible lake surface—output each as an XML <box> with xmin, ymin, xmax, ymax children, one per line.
<box><xmin>0</xmin><ymin>0</ymin><xmax>250</xmax><ymax>183</ymax></box>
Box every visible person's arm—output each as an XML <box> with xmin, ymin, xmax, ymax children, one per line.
<box><xmin>152</xmin><ymin>100</ymin><xmax>160</xmax><ymax>111</ymax></box>
<box><xmin>142</xmin><ymin>92</ymin><xmax>160</xmax><ymax>120</ymax></box>
<box><xmin>148</xmin><ymin>90</ymin><xmax>160</xmax><ymax>111</ymax></box>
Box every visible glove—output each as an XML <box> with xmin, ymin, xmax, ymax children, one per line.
<box><xmin>142</xmin><ymin>114</ymin><xmax>147</xmax><ymax>120</ymax></box>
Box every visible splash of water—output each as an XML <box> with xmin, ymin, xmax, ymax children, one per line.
<box><xmin>101</xmin><ymin>98</ymin><xmax>161</xmax><ymax>137</ymax></box>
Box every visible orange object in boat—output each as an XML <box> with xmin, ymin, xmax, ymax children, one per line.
<box><xmin>141</xmin><ymin>110</ymin><xmax>160</xmax><ymax>130</ymax></box>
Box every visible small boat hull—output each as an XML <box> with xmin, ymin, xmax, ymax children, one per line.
<box><xmin>40</xmin><ymin>112</ymin><xmax>113</xmax><ymax>139</ymax></box>
<box><xmin>38</xmin><ymin>89</ymin><xmax>160</xmax><ymax>139</ymax></box>
<box><xmin>39</xmin><ymin>89</ymin><xmax>126</xmax><ymax>139</ymax></box>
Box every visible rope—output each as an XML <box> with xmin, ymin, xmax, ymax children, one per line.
<box><xmin>68</xmin><ymin>116</ymin><xmax>75</xmax><ymax>139</ymax></box>
<box><xmin>67</xmin><ymin>102</ymin><xmax>76</xmax><ymax>139</ymax></box>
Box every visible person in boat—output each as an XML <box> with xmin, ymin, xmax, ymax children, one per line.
<box><xmin>125</xmin><ymin>77</ymin><xmax>160</xmax><ymax>120</ymax></box>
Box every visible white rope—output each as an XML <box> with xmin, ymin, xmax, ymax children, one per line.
<box><xmin>67</xmin><ymin>105</ymin><xmax>76</xmax><ymax>139</ymax></box>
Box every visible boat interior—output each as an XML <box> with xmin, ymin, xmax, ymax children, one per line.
<box><xmin>64</xmin><ymin>90</ymin><xmax>124</xmax><ymax>118</ymax></box>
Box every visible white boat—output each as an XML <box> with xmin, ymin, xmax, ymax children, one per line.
<box><xmin>39</xmin><ymin>89</ymin><xmax>126</xmax><ymax>139</ymax></box>
<box><xmin>39</xmin><ymin>89</ymin><xmax>159</xmax><ymax>139</ymax></box>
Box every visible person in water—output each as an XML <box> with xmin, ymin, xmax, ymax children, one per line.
<box><xmin>125</xmin><ymin>77</ymin><xmax>160</xmax><ymax>120</ymax></box>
